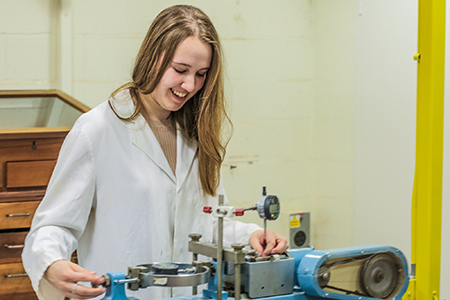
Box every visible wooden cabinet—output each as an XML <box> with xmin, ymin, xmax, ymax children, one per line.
<box><xmin>0</xmin><ymin>90</ymin><xmax>89</xmax><ymax>299</ymax></box>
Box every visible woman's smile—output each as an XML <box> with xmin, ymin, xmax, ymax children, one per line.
<box><xmin>171</xmin><ymin>89</ymin><xmax>188</xmax><ymax>100</ymax></box>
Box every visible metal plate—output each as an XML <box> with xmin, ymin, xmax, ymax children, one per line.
<box><xmin>241</xmin><ymin>258</ymin><xmax>295</xmax><ymax>298</ymax></box>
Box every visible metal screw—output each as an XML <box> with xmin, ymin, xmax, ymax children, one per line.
<box><xmin>232</xmin><ymin>243</ymin><xmax>245</xmax><ymax>251</ymax></box>
<box><xmin>189</xmin><ymin>234</ymin><xmax>202</xmax><ymax>242</ymax></box>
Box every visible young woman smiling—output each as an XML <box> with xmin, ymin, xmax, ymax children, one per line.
<box><xmin>22</xmin><ymin>5</ymin><xmax>288</xmax><ymax>300</ymax></box>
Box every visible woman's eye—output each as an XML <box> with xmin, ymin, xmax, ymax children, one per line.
<box><xmin>174</xmin><ymin>68</ymin><xmax>186</xmax><ymax>74</ymax></box>
<box><xmin>197</xmin><ymin>72</ymin><xmax>207</xmax><ymax>78</ymax></box>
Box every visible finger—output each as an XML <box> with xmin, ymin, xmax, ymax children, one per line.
<box><xmin>261</xmin><ymin>231</ymin><xmax>278</xmax><ymax>256</ymax></box>
<box><xmin>63</xmin><ymin>282</ymin><xmax>106</xmax><ymax>299</ymax></box>
<box><xmin>54</xmin><ymin>262</ymin><xmax>97</xmax><ymax>284</ymax></box>
<box><xmin>76</xmin><ymin>284</ymin><xmax>106</xmax><ymax>297</ymax></box>
<box><xmin>91</xmin><ymin>276</ymin><xmax>105</xmax><ymax>288</ymax></box>
<box><xmin>271</xmin><ymin>238</ymin><xmax>289</xmax><ymax>254</ymax></box>
<box><xmin>249</xmin><ymin>236</ymin><xmax>264</xmax><ymax>254</ymax></box>
<box><xmin>89</xmin><ymin>275</ymin><xmax>106</xmax><ymax>286</ymax></box>
<box><xmin>69</xmin><ymin>265</ymin><xmax>103</xmax><ymax>284</ymax></box>
<box><xmin>262</xmin><ymin>239</ymin><xmax>276</xmax><ymax>256</ymax></box>
<box><xmin>248</xmin><ymin>231</ymin><xmax>264</xmax><ymax>254</ymax></box>
<box><xmin>71</xmin><ymin>263</ymin><xmax>97</xmax><ymax>275</ymax></box>
<box><xmin>70</xmin><ymin>272</ymin><xmax>102</xmax><ymax>284</ymax></box>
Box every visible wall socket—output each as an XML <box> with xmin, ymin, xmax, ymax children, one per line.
<box><xmin>289</xmin><ymin>212</ymin><xmax>310</xmax><ymax>248</ymax></box>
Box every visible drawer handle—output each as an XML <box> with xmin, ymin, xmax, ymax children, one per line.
<box><xmin>5</xmin><ymin>273</ymin><xmax>28</xmax><ymax>278</ymax></box>
<box><xmin>6</xmin><ymin>213</ymin><xmax>30</xmax><ymax>217</ymax></box>
<box><xmin>4</xmin><ymin>244</ymin><xmax>24</xmax><ymax>249</ymax></box>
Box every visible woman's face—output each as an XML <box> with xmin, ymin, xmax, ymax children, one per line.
<box><xmin>143</xmin><ymin>36</ymin><xmax>213</xmax><ymax>121</ymax></box>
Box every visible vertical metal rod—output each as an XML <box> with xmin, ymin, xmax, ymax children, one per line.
<box><xmin>264</xmin><ymin>218</ymin><xmax>267</xmax><ymax>237</ymax></box>
<box><xmin>217</xmin><ymin>195</ymin><xmax>224</xmax><ymax>300</ymax></box>
<box><xmin>189</xmin><ymin>233</ymin><xmax>202</xmax><ymax>295</ymax></box>
<box><xmin>193</xmin><ymin>252</ymin><xmax>198</xmax><ymax>295</ymax></box>
<box><xmin>234</xmin><ymin>263</ymin><xmax>241</xmax><ymax>300</ymax></box>
<box><xmin>231</xmin><ymin>243</ymin><xmax>244</xmax><ymax>300</ymax></box>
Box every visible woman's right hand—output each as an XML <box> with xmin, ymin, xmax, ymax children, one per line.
<box><xmin>43</xmin><ymin>260</ymin><xmax>106</xmax><ymax>299</ymax></box>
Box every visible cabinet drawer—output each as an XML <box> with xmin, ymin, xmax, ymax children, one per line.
<box><xmin>0</xmin><ymin>231</ymin><xmax>28</xmax><ymax>264</ymax></box>
<box><xmin>0</xmin><ymin>262</ymin><xmax>34</xmax><ymax>296</ymax></box>
<box><xmin>0</xmin><ymin>138</ymin><xmax>64</xmax><ymax>161</ymax></box>
<box><xmin>0</xmin><ymin>137</ymin><xmax>64</xmax><ymax>189</ymax></box>
<box><xmin>6</xmin><ymin>160</ymin><xmax>56</xmax><ymax>188</ymax></box>
<box><xmin>0</xmin><ymin>201</ymin><xmax>40</xmax><ymax>230</ymax></box>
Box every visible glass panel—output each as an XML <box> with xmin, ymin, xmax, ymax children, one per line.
<box><xmin>0</xmin><ymin>97</ymin><xmax>83</xmax><ymax>129</ymax></box>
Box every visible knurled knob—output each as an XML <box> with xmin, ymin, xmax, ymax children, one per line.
<box><xmin>189</xmin><ymin>233</ymin><xmax>202</xmax><ymax>241</ymax></box>
<box><xmin>231</xmin><ymin>243</ymin><xmax>245</xmax><ymax>251</ymax></box>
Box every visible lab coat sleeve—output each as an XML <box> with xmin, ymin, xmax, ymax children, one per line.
<box><xmin>21</xmin><ymin>125</ymin><xmax>96</xmax><ymax>300</ymax></box>
<box><xmin>213</xmin><ymin>181</ymin><xmax>262</xmax><ymax>247</ymax></box>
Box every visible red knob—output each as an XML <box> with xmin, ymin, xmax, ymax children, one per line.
<box><xmin>234</xmin><ymin>209</ymin><xmax>245</xmax><ymax>216</ymax></box>
<box><xmin>203</xmin><ymin>206</ymin><xmax>212</xmax><ymax>214</ymax></box>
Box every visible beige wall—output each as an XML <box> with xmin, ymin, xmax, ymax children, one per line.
<box><xmin>0</xmin><ymin>0</ymin><xmax>58</xmax><ymax>89</ymax></box>
<box><xmin>312</xmin><ymin>0</ymin><xmax>356</xmax><ymax>249</ymax></box>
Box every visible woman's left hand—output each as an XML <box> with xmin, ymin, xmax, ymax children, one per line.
<box><xmin>249</xmin><ymin>230</ymin><xmax>289</xmax><ymax>257</ymax></box>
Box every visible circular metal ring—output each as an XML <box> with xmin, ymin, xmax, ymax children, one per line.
<box><xmin>360</xmin><ymin>254</ymin><xmax>398</xmax><ymax>298</ymax></box>
<box><xmin>317</xmin><ymin>266</ymin><xmax>331</xmax><ymax>288</ymax></box>
<box><xmin>71</xmin><ymin>282</ymin><xmax>79</xmax><ymax>294</ymax></box>
<box><xmin>133</xmin><ymin>262</ymin><xmax>210</xmax><ymax>288</ymax></box>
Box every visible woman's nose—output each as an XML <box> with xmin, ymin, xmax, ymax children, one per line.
<box><xmin>181</xmin><ymin>74</ymin><xmax>196</xmax><ymax>93</ymax></box>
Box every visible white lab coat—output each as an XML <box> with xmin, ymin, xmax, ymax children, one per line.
<box><xmin>22</xmin><ymin>90</ymin><xmax>261</xmax><ymax>300</ymax></box>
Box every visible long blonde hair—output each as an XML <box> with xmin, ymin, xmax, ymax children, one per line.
<box><xmin>111</xmin><ymin>5</ymin><xmax>229</xmax><ymax>197</ymax></box>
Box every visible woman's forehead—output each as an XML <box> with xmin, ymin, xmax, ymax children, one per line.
<box><xmin>172</xmin><ymin>36</ymin><xmax>212</xmax><ymax>70</ymax></box>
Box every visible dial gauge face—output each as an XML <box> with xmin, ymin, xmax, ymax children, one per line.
<box><xmin>257</xmin><ymin>195</ymin><xmax>280</xmax><ymax>220</ymax></box>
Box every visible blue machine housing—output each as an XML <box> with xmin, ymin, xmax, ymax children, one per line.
<box><xmin>292</xmin><ymin>245</ymin><xmax>409</xmax><ymax>300</ymax></box>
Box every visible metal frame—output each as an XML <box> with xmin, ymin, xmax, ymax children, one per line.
<box><xmin>409</xmin><ymin>1</ymin><xmax>446</xmax><ymax>299</ymax></box>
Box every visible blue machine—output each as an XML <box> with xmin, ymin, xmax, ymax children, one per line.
<box><xmin>101</xmin><ymin>191</ymin><xmax>409</xmax><ymax>300</ymax></box>
<box><xmin>100</xmin><ymin>245</ymin><xmax>409</xmax><ymax>300</ymax></box>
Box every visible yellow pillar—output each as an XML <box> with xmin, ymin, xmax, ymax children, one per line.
<box><xmin>410</xmin><ymin>0</ymin><xmax>445</xmax><ymax>299</ymax></box>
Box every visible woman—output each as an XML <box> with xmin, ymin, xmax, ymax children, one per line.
<box><xmin>22</xmin><ymin>5</ymin><xmax>288</xmax><ymax>300</ymax></box>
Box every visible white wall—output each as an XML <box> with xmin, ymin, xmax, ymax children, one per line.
<box><xmin>313</xmin><ymin>0</ymin><xmax>357</xmax><ymax>249</ymax></box>
<box><xmin>0</xmin><ymin>0</ymin><xmax>58</xmax><ymax>89</ymax></box>
<box><xmin>218</xmin><ymin>0</ymin><xmax>315</xmax><ymax>241</ymax></box>
<box><xmin>313</xmin><ymin>0</ymin><xmax>419</xmax><ymax>292</ymax></box>
<box><xmin>313</xmin><ymin>0</ymin><xmax>417</xmax><ymax>254</ymax></box>
<box><xmin>354</xmin><ymin>0</ymin><xmax>417</xmax><ymax>257</ymax></box>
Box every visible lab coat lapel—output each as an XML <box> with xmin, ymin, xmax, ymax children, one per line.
<box><xmin>131</xmin><ymin>118</ymin><xmax>176</xmax><ymax>183</ymax></box>
<box><xmin>112</xmin><ymin>90</ymin><xmax>176</xmax><ymax>183</ymax></box>
<box><xmin>176</xmin><ymin>130</ymin><xmax>197</xmax><ymax>191</ymax></box>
